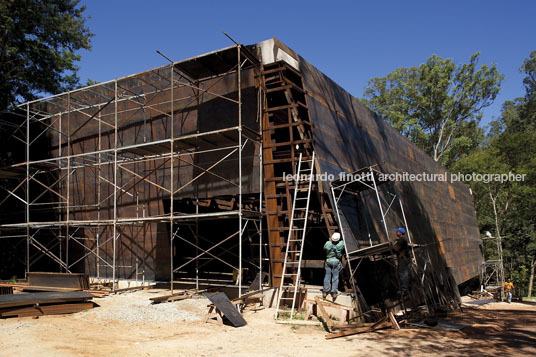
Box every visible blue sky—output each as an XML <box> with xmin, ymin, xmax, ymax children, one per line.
<box><xmin>77</xmin><ymin>0</ymin><xmax>535</xmax><ymax>127</ymax></box>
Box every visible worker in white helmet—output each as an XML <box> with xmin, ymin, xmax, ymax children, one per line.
<box><xmin>323</xmin><ymin>232</ymin><xmax>345</xmax><ymax>301</ymax></box>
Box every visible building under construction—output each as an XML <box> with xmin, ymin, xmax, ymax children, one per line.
<box><xmin>0</xmin><ymin>38</ymin><xmax>482</xmax><ymax>313</ymax></box>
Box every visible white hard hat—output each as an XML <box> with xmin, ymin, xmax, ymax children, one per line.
<box><xmin>331</xmin><ymin>232</ymin><xmax>341</xmax><ymax>242</ymax></box>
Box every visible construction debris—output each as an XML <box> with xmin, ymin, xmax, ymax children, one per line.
<box><xmin>0</xmin><ymin>291</ymin><xmax>94</xmax><ymax>318</ymax></box>
<box><xmin>150</xmin><ymin>291</ymin><xmax>194</xmax><ymax>305</ymax></box>
<box><xmin>325</xmin><ymin>316</ymin><xmax>394</xmax><ymax>339</ymax></box>
<box><xmin>27</xmin><ymin>272</ymin><xmax>89</xmax><ymax>290</ymax></box>
<box><xmin>0</xmin><ymin>286</ymin><xmax>13</xmax><ymax>295</ymax></box>
<box><xmin>203</xmin><ymin>292</ymin><xmax>247</xmax><ymax>327</ymax></box>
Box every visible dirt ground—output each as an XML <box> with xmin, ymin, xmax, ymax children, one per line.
<box><xmin>1</xmin><ymin>290</ymin><xmax>535</xmax><ymax>356</ymax></box>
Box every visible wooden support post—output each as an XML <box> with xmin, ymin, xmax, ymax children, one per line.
<box><xmin>204</xmin><ymin>305</ymin><xmax>223</xmax><ymax>326</ymax></box>
<box><xmin>315</xmin><ymin>296</ymin><xmax>334</xmax><ymax>331</ymax></box>
<box><xmin>388</xmin><ymin>310</ymin><xmax>400</xmax><ymax>330</ymax></box>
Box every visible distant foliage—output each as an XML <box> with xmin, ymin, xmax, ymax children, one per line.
<box><xmin>452</xmin><ymin>51</ymin><xmax>536</xmax><ymax>296</ymax></box>
<box><xmin>0</xmin><ymin>0</ymin><xmax>93</xmax><ymax>109</ymax></box>
<box><xmin>362</xmin><ymin>53</ymin><xmax>503</xmax><ymax>168</ymax></box>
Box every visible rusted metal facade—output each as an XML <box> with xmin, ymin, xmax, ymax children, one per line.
<box><xmin>0</xmin><ymin>38</ymin><xmax>481</xmax><ymax>296</ymax></box>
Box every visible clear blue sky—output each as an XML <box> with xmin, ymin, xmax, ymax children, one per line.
<box><xmin>77</xmin><ymin>0</ymin><xmax>535</xmax><ymax>127</ymax></box>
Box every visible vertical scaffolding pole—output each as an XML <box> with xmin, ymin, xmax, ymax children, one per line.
<box><xmin>112</xmin><ymin>80</ymin><xmax>118</xmax><ymax>291</ymax></box>
<box><xmin>371</xmin><ymin>168</ymin><xmax>390</xmax><ymax>241</ymax></box>
<box><xmin>66</xmin><ymin>92</ymin><xmax>71</xmax><ymax>272</ymax></box>
<box><xmin>58</xmin><ymin>112</ymin><xmax>63</xmax><ymax>267</ymax></box>
<box><xmin>258</xmin><ymin>84</ymin><xmax>263</xmax><ymax>292</ymax></box>
<box><xmin>170</xmin><ymin>64</ymin><xmax>175</xmax><ymax>295</ymax></box>
<box><xmin>238</xmin><ymin>45</ymin><xmax>243</xmax><ymax>296</ymax></box>
<box><xmin>97</xmin><ymin>104</ymin><xmax>102</xmax><ymax>280</ymax></box>
<box><xmin>25</xmin><ymin>103</ymin><xmax>30</xmax><ymax>278</ymax></box>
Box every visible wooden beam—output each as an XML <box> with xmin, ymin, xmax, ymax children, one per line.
<box><xmin>325</xmin><ymin>316</ymin><xmax>389</xmax><ymax>339</ymax></box>
<box><xmin>315</xmin><ymin>296</ymin><xmax>334</xmax><ymax>331</ymax></box>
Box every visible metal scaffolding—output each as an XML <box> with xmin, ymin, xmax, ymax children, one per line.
<box><xmin>329</xmin><ymin>166</ymin><xmax>458</xmax><ymax>312</ymax></box>
<box><xmin>0</xmin><ymin>44</ymin><xmax>263</xmax><ymax>294</ymax></box>
<box><xmin>480</xmin><ymin>231</ymin><xmax>505</xmax><ymax>295</ymax></box>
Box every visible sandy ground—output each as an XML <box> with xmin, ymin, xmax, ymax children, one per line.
<box><xmin>1</xmin><ymin>290</ymin><xmax>535</xmax><ymax>356</ymax></box>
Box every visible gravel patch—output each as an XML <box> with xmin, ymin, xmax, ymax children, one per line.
<box><xmin>78</xmin><ymin>292</ymin><xmax>209</xmax><ymax>323</ymax></box>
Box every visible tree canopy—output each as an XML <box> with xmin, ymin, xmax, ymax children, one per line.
<box><xmin>451</xmin><ymin>52</ymin><xmax>536</xmax><ymax>296</ymax></box>
<box><xmin>363</xmin><ymin>50</ymin><xmax>535</xmax><ymax>296</ymax></box>
<box><xmin>362</xmin><ymin>53</ymin><xmax>503</xmax><ymax>168</ymax></box>
<box><xmin>0</xmin><ymin>0</ymin><xmax>92</xmax><ymax>109</ymax></box>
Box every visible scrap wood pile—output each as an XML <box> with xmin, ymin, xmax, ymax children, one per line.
<box><xmin>0</xmin><ymin>291</ymin><xmax>94</xmax><ymax>318</ymax></box>
<box><xmin>295</xmin><ymin>295</ymin><xmax>464</xmax><ymax>339</ymax></box>
<box><xmin>299</xmin><ymin>296</ymin><xmax>401</xmax><ymax>339</ymax></box>
<box><xmin>469</xmin><ymin>286</ymin><xmax>501</xmax><ymax>300</ymax></box>
<box><xmin>308</xmin><ymin>298</ymin><xmax>469</xmax><ymax>339</ymax></box>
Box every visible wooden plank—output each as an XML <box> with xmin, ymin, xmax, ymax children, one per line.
<box><xmin>325</xmin><ymin>317</ymin><xmax>390</xmax><ymax>339</ymax></box>
<box><xmin>309</xmin><ymin>298</ymin><xmax>354</xmax><ymax>311</ymax></box>
<box><xmin>388</xmin><ymin>311</ymin><xmax>400</xmax><ymax>330</ymax></box>
<box><xmin>150</xmin><ymin>292</ymin><xmax>187</xmax><ymax>304</ymax></box>
<box><xmin>0</xmin><ymin>283</ymin><xmax>108</xmax><ymax>296</ymax></box>
<box><xmin>0</xmin><ymin>302</ymin><xmax>94</xmax><ymax>318</ymax></box>
<box><xmin>314</xmin><ymin>296</ymin><xmax>334</xmax><ymax>331</ymax></box>
<box><xmin>331</xmin><ymin>323</ymin><xmax>371</xmax><ymax>331</ymax></box>
<box><xmin>276</xmin><ymin>320</ymin><xmax>321</xmax><ymax>326</ymax></box>
<box><xmin>0</xmin><ymin>291</ymin><xmax>93</xmax><ymax>309</ymax></box>
<box><xmin>203</xmin><ymin>292</ymin><xmax>247</xmax><ymax>327</ymax></box>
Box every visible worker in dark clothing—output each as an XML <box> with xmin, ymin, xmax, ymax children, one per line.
<box><xmin>393</xmin><ymin>227</ymin><xmax>410</xmax><ymax>297</ymax></box>
<box><xmin>323</xmin><ymin>232</ymin><xmax>345</xmax><ymax>301</ymax></box>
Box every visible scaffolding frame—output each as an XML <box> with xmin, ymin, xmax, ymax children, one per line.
<box><xmin>1</xmin><ymin>44</ymin><xmax>264</xmax><ymax>294</ymax></box>
<box><xmin>330</xmin><ymin>166</ymin><xmax>461</xmax><ymax>313</ymax></box>
<box><xmin>480</xmin><ymin>232</ymin><xmax>505</xmax><ymax>295</ymax></box>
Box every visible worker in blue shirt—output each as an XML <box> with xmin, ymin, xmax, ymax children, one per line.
<box><xmin>323</xmin><ymin>232</ymin><xmax>345</xmax><ymax>301</ymax></box>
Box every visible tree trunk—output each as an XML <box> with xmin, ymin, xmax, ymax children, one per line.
<box><xmin>529</xmin><ymin>256</ymin><xmax>535</xmax><ymax>298</ymax></box>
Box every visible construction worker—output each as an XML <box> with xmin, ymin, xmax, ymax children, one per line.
<box><xmin>393</xmin><ymin>227</ymin><xmax>410</xmax><ymax>297</ymax></box>
<box><xmin>503</xmin><ymin>280</ymin><xmax>514</xmax><ymax>303</ymax></box>
<box><xmin>323</xmin><ymin>232</ymin><xmax>344</xmax><ymax>301</ymax></box>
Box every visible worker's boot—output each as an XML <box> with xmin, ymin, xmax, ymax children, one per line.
<box><xmin>331</xmin><ymin>292</ymin><xmax>338</xmax><ymax>301</ymax></box>
<box><xmin>322</xmin><ymin>291</ymin><xmax>328</xmax><ymax>299</ymax></box>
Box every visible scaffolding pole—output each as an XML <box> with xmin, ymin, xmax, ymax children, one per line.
<box><xmin>2</xmin><ymin>44</ymin><xmax>263</xmax><ymax>294</ymax></box>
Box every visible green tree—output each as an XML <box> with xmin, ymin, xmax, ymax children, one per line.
<box><xmin>451</xmin><ymin>51</ymin><xmax>536</xmax><ymax>297</ymax></box>
<box><xmin>0</xmin><ymin>0</ymin><xmax>93</xmax><ymax>109</ymax></box>
<box><xmin>362</xmin><ymin>53</ymin><xmax>502</xmax><ymax>168</ymax></box>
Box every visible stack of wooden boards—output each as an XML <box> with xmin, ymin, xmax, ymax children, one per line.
<box><xmin>0</xmin><ymin>291</ymin><xmax>94</xmax><ymax>318</ymax></box>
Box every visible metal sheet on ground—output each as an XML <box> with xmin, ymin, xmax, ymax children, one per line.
<box><xmin>0</xmin><ymin>291</ymin><xmax>93</xmax><ymax>309</ymax></box>
<box><xmin>27</xmin><ymin>272</ymin><xmax>89</xmax><ymax>290</ymax></box>
<box><xmin>203</xmin><ymin>292</ymin><xmax>247</xmax><ymax>327</ymax></box>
